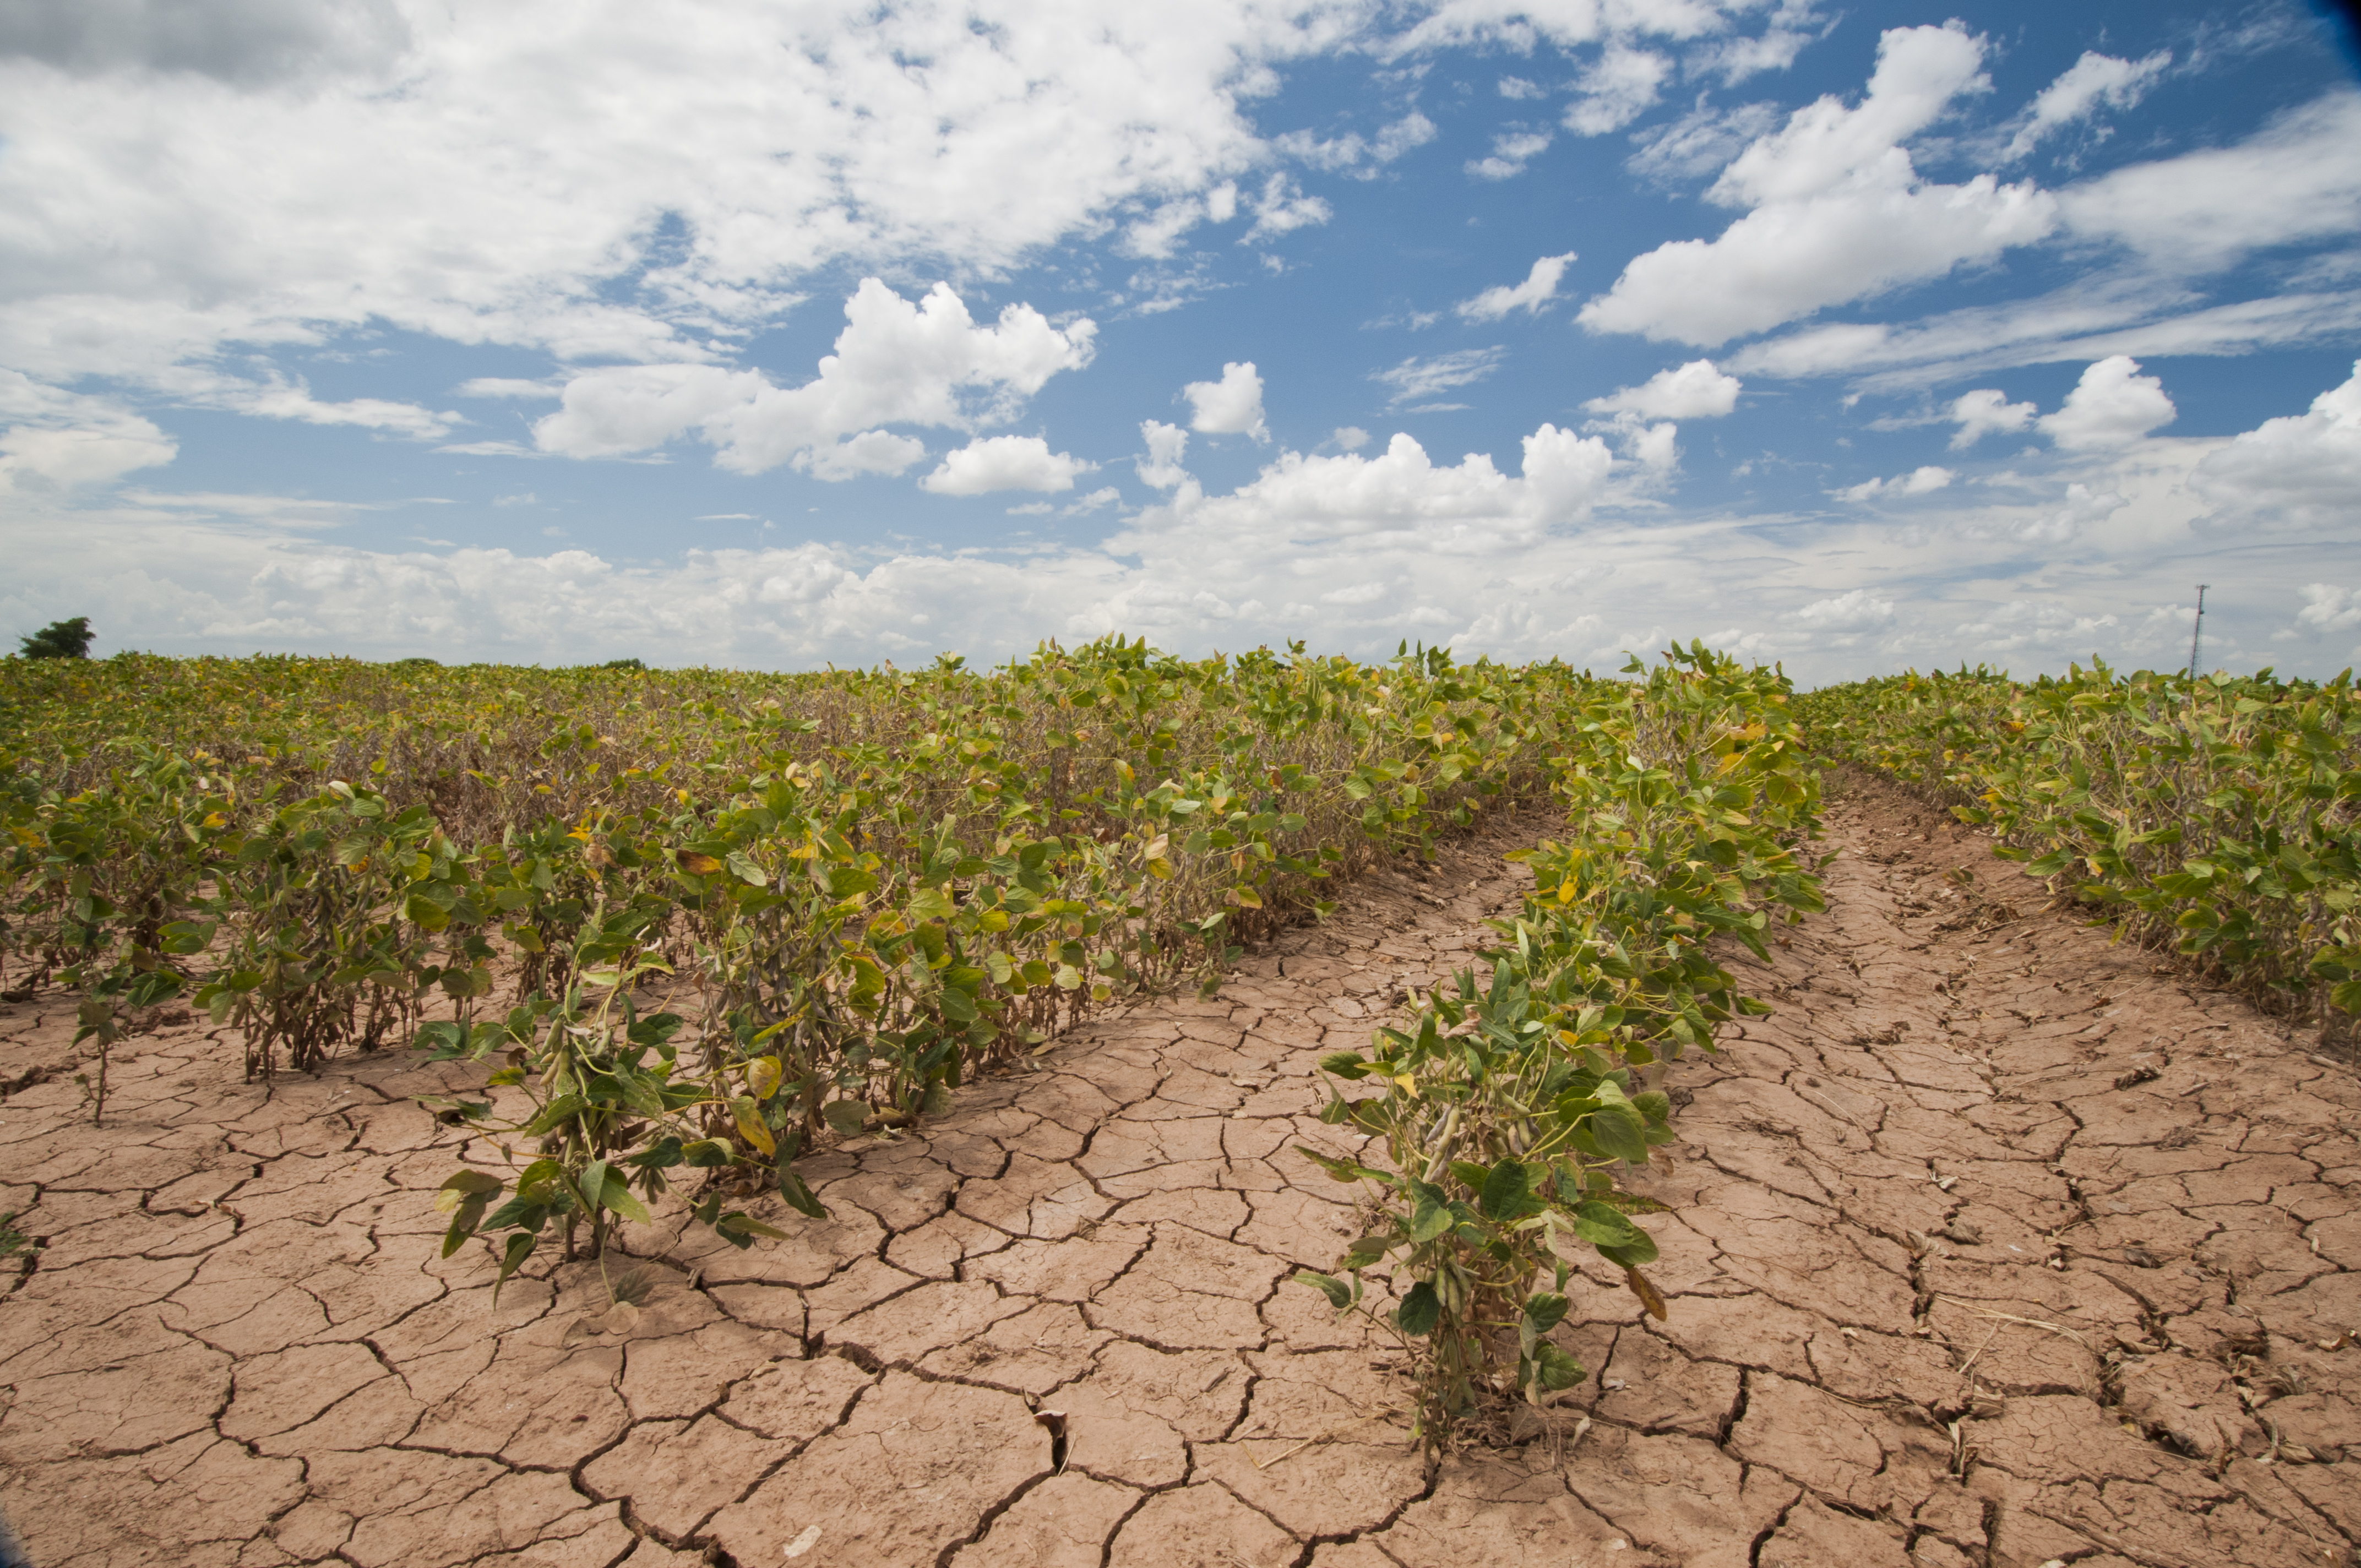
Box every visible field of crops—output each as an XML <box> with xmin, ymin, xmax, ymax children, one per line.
<box><xmin>0</xmin><ymin>636</ymin><xmax>1822</xmax><ymax>1437</ymax></box>
<box><xmin>25</xmin><ymin>635</ymin><xmax>2361</xmax><ymax>1440</ymax></box>
<box><xmin>1801</xmin><ymin>661</ymin><xmax>2361</xmax><ymax>1052</ymax></box>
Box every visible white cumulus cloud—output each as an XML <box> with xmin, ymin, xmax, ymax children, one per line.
<box><xmin>1584</xmin><ymin>360</ymin><xmax>1742</xmax><ymax>420</ymax></box>
<box><xmin>2298</xmin><ymin>583</ymin><xmax>2361</xmax><ymax>633</ymax></box>
<box><xmin>1183</xmin><ymin>362</ymin><xmax>1268</xmax><ymax>440</ymax></box>
<box><xmin>532</xmin><ymin>280</ymin><xmax>1094</xmax><ymax>476</ymax></box>
<box><xmin>1625</xmin><ymin>422</ymin><xmax>1680</xmax><ymax>469</ymax></box>
<box><xmin>1109</xmin><ymin>424</ymin><xmax>1617</xmax><ymax>559</ymax></box>
<box><xmin>1793</xmin><ymin>589</ymin><xmax>1896</xmax><ymax>628</ymax></box>
<box><xmin>918</xmin><ymin>435</ymin><xmax>1094</xmax><ymax>496</ymax></box>
<box><xmin>0</xmin><ymin>1</ymin><xmax>1312</xmax><ymax>391</ymax></box>
<box><xmin>0</xmin><ymin>417</ymin><xmax>1635</xmax><ymax>672</ymax></box>
<box><xmin>1836</xmin><ymin>465</ymin><xmax>1952</xmax><ymax>502</ymax></box>
<box><xmin>0</xmin><ymin>372</ymin><xmax>178</xmax><ymax>493</ymax></box>
<box><xmin>1466</xmin><ymin>129</ymin><xmax>1554</xmax><ymax>181</ymax></box>
<box><xmin>2014</xmin><ymin>482</ymin><xmax>2129</xmax><ymax>543</ymax></box>
<box><xmin>804</xmin><ymin>431</ymin><xmax>931</xmax><ymax>482</ymax></box>
<box><xmin>2191</xmin><ymin>361</ymin><xmax>2361</xmax><ymax>530</ymax></box>
<box><xmin>1579</xmin><ymin>24</ymin><xmax>2057</xmax><ymax>347</ymax></box>
<box><xmin>1136</xmin><ymin>421</ymin><xmax>1190</xmax><ymax>488</ymax></box>
<box><xmin>1947</xmin><ymin>387</ymin><xmax>2037</xmax><ymax>448</ymax></box>
<box><xmin>0</xmin><ymin>420</ymin><xmax>177</xmax><ymax>493</ymax></box>
<box><xmin>2038</xmin><ymin>356</ymin><xmax>2174</xmax><ymax>451</ymax></box>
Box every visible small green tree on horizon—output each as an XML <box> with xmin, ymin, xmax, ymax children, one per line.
<box><xmin>18</xmin><ymin>617</ymin><xmax>93</xmax><ymax>659</ymax></box>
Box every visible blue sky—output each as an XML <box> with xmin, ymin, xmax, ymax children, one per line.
<box><xmin>3</xmin><ymin>0</ymin><xmax>2360</xmax><ymax>682</ymax></box>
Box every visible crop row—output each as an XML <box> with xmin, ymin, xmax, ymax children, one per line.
<box><xmin>1</xmin><ymin>639</ymin><xmax>1589</xmax><ymax>1095</ymax></box>
<box><xmin>1296</xmin><ymin>643</ymin><xmax>1823</xmax><ymax>1440</ymax></box>
<box><xmin>1799</xmin><ymin>660</ymin><xmax>2361</xmax><ymax>1045</ymax></box>
<box><xmin>2</xmin><ymin>636</ymin><xmax>1823</xmax><ymax>1441</ymax></box>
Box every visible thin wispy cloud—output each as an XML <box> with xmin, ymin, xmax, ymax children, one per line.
<box><xmin>1370</xmin><ymin>349</ymin><xmax>1505</xmax><ymax>407</ymax></box>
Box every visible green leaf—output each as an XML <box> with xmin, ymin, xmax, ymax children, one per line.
<box><xmin>524</xmin><ymin>1093</ymin><xmax>587</xmax><ymax>1137</ymax></box>
<box><xmin>821</xmin><ymin>1099</ymin><xmax>869</xmax><ymax>1137</ymax></box>
<box><xmin>1396</xmin><ymin>1280</ymin><xmax>1441</xmax><ymax>1337</ymax></box>
<box><xmin>432</xmin><ymin>1169</ymin><xmax>504</xmax><ymax>1212</ymax></box>
<box><xmin>1589</xmin><ymin>1101</ymin><xmax>1650</xmax><ymax>1165</ymax></box>
<box><xmin>1408</xmin><ymin>1181</ymin><xmax>1454</xmax><ymax>1244</ymax></box>
<box><xmin>1294</xmin><ymin>1270</ymin><xmax>1353</xmax><ymax>1310</ymax></box>
<box><xmin>1531</xmin><ymin>1341</ymin><xmax>1585</xmax><ymax>1392</ymax></box>
<box><xmin>440</xmin><ymin>1194</ymin><xmax>492</xmax><ymax>1258</ymax></box>
<box><xmin>596</xmin><ymin>1169</ymin><xmax>652</xmax><ymax>1226</ymax></box>
<box><xmin>717</xmin><ymin>1212</ymin><xmax>789</xmax><ymax>1242</ymax></box>
<box><xmin>482</xmin><ymin>1194</ymin><xmax>549</xmax><ymax>1232</ymax></box>
<box><xmin>626</xmin><ymin>1136</ymin><xmax>685</xmax><ymax>1170</ymax></box>
<box><xmin>492</xmin><ymin>1233</ymin><xmax>536</xmax><ymax>1306</ymax></box>
<box><xmin>1569</xmin><ymin>1200</ymin><xmax>1643</xmax><ymax>1250</ymax></box>
<box><xmin>777</xmin><ymin>1164</ymin><xmax>829</xmax><ymax>1220</ymax></box>
<box><xmin>1478</xmin><ymin>1158</ymin><xmax>1531</xmax><ymax>1221</ymax></box>
<box><xmin>1297</xmin><ymin>1146</ymin><xmax>1395</xmax><ymax>1185</ymax></box>
<box><xmin>1596</xmin><ymin>1228</ymin><xmax>1660</xmax><ymax>1267</ymax></box>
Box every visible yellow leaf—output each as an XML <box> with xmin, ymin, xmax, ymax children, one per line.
<box><xmin>733</xmin><ymin>1101</ymin><xmax>777</xmax><ymax>1157</ymax></box>
<box><xmin>1624</xmin><ymin>1266</ymin><xmax>1668</xmax><ymax>1321</ymax></box>
<box><xmin>746</xmin><ymin>1055</ymin><xmax>784</xmax><ymax>1102</ymax></box>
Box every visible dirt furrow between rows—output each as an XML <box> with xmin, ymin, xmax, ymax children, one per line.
<box><xmin>2</xmin><ymin>772</ymin><xmax>2356</xmax><ymax>1568</ymax></box>
<box><xmin>1611</xmin><ymin>772</ymin><xmax>2360</xmax><ymax>1568</ymax></box>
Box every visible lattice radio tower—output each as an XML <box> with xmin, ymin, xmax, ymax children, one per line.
<box><xmin>2187</xmin><ymin>584</ymin><xmax>2209</xmax><ymax>679</ymax></box>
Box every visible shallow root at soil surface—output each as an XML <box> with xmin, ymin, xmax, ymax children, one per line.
<box><xmin>1</xmin><ymin>774</ymin><xmax>2357</xmax><ymax>1568</ymax></box>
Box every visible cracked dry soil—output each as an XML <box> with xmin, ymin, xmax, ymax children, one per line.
<box><xmin>2</xmin><ymin>770</ymin><xmax>2358</xmax><ymax>1568</ymax></box>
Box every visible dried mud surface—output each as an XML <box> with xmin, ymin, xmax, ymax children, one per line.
<box><xmin>1</xmin><ymin>772</ymin><xmax>2357</xmax><ymax>1568</ymax></box>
